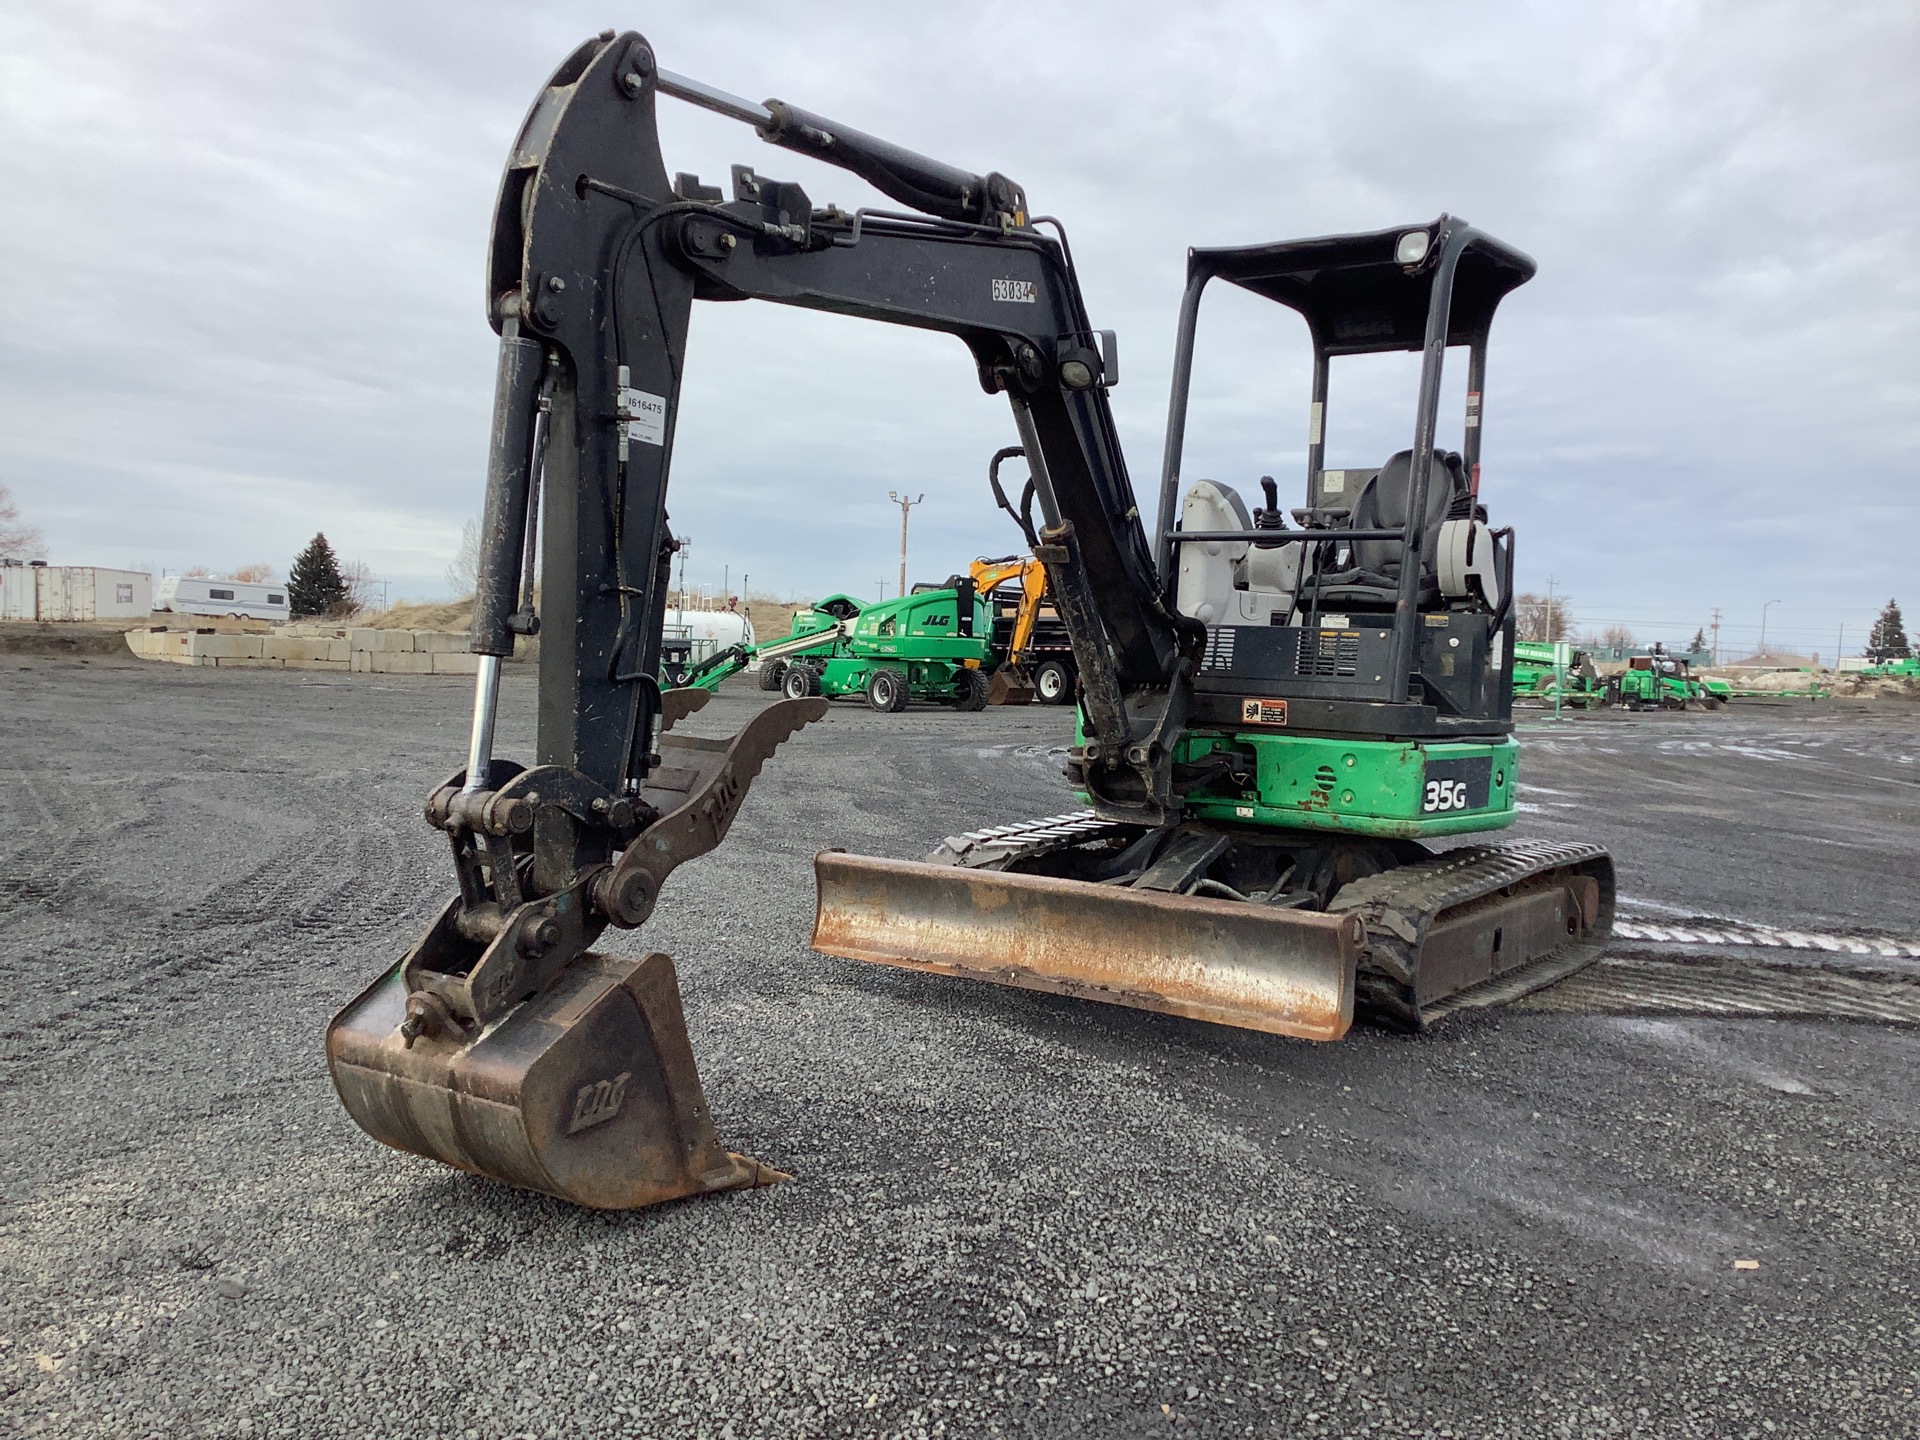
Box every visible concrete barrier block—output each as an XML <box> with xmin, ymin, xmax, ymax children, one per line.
<box><xmin>213</xmin><ymin>657</ymin><xmax>285</xmax><ymax>668</ymax></box>
<box><xmin>432</xmin><ymin>651</ymin><xmax>481</xmax><ymax>675</ymax></box>
<box><xmin>187</xmin><ymin>633</ymin><xmax>265</xmax><ymax>660</ymax></box>
<box><xmin>350</xmin><ymin>628</ymin><xmax>416</xmax><ymax>653</ymax></box>
<box><xmin>371</xmin><ymin>652</ymin><xmax>437</xmax><ymax>675</ymax></box>
<box><xmin>265</xmin><ymin>636</ymin><xmax>348</xmax><ymax>664</ymax></box>
<box><xmin>416</xmin><ymin>631</ymin><xmax>471</xmax><ymax>654</ymax></box>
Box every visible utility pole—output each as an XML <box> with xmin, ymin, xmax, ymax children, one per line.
<box><xmin>1836</xmin><ymin>622</ymin><xmax>1844</xmax><ymax>673</ymax></box>
<box><xmin>676</xmin><ymin>537</ymin><xmax>692</xmax><ymax>613</ymax></box>
<box><xmin>1710</xmin><ymin>607</ymin><xmax>1721</xmax><ymax>667</ymax></box>
<box><xmin>889</xmin><ymin>491</ymin><xmax>924</xmax><ymax>602</ymax></box>
<box><xmin>1760</xmin><ymin>599</ymin><xmax>1781</xmax><ymax>661</ymax></box>
<box><xmin>723</xmin><ymin>565</ymin><xmax>729</xmax><ymax>607</ymax></box>
<box><xmin>1545</xmin><ymin>574</ymin><xmax>1556</xmax><ymax>641</ymax></box>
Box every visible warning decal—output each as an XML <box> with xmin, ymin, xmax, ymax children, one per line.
<box><xmin>1241</xmin><ymin>698</ymin><xmax>1289</xmax><ymax>726</ymax></box>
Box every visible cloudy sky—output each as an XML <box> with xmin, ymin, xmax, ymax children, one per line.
<box><xmin>3</xmin><ymin>0</ymin><xmax>1914</xmax><ymax>658</ymax></box>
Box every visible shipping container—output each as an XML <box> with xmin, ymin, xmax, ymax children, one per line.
<box><xmin>0</xmin><ymin>563</ymin><xmax>152</xmax><ymax>621</ymax></box>
<box><xmin>155</xmin><ymin>575</ymin><xmax>288</xmax><ymax>622</ymax></box>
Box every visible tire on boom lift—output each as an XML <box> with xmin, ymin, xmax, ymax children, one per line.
<box><xmin>866</xmin><ymin>668</ymin><xmax>908</xmax><ymax>713</ymax></box>
<box><xmin>952</xmin><ymin>669</ymin><xmax>991</xmax><ymax>711</ymax></box>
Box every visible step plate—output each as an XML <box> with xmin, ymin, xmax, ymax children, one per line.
<box><xmin>812</xmin><ymin>851</ymin><xmax>1364</xmax><ymax>1041</ymax></box>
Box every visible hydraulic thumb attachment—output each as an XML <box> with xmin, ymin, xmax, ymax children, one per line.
<box><xmin>328</xmin><ymin>688</ymin><xmax>825</xmax><ymax>1209</ymax></box>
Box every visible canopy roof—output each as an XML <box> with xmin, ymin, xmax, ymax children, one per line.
<box><xmin>1189</xmin><ymin>218</ymin><xmax>1536</xmax><ymax>356</ymax></box>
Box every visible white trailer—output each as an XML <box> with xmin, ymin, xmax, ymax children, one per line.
<box><xmin>0</xmin><ymin>563</ymin><xmax>152</xmax><ymax>621</ymax></box>
<box><xmin>155</xmin><ymin>575</ymin><xmax>289</xmax><ymax>622</ymax></box>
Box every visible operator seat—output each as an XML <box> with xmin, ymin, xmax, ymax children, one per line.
<box><xmin>1299</xmin><ymin>449</ymin><xmax>1471</xmax><ymax>611</ymax></box>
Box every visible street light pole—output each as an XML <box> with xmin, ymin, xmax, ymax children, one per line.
<box><xmin>888</xmin><ymin>491</ymin><xmax>924</xmax><ymax>601</ymax></box>
<box><xmin>1760</xmin><ymin>599</ymin><xmax>1781</xmax><ymax>660</ymax></box>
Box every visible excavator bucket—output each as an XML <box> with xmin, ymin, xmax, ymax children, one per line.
<box><xmin>986</xmin><ymin>665</ymin><xmax>1037</xmax><ymax>706</ymax></box>
<box><xmin>812</xmin><ymin>852</ymin><xmax>1365</xmax><ymax>1041</ymax></box>
<box><xmin>328</xmin><ymin>947</ymin><xmax>782</xmax><ymax>1210</ymax></box>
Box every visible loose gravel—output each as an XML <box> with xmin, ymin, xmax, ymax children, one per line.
<box><xmin>2</xmin><ymin>657</ymin><xmax>1915</xmax><ymax>1438</ymax></box>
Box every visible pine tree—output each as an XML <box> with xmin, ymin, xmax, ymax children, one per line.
<box><xmin>1688</xmin><ymin>626</ymin><xmax>1706</xmax><ymax>654</ymax></box>
<box><xmin>1867</xmin><ymin>598</ymin><xmax>1910</xmax><ymax>662</ymax></box>
<box><xmin>288</xmin><ymin>533</ymin><xmax>350</xmax><ymax>618</ymax></box>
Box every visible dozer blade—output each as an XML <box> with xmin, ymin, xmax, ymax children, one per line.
<box><xmin>327</xmin><ymin>949</ymin><xmax>783</xmax><ymax>1210</ymax></box>
<box><xmin>812</xmin><ymin>852</ymin><xmax>1365</xmax><ymax>1041</ymax></box>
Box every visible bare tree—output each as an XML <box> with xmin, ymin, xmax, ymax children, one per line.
<box><xmin>182</xmin><ymin>563</ymin><xmax>212</xmax><ymax>578</ymax></box>
<box><xmin>0</xmin><ymin>484</ymin><xmax>46</xmax><ymax>561</ymax></box>
<box><xmin>1514</xmin><ymin>592</ymin><xmax>1573</xmax><ymax>642</ymax></box>
<box><xmin>1601</xmin><ymin>624</ymin><xmax>1636</xmax><ymax>653</ymax></box>
<box><xmin>337</xmin><ymin>559</ymin><xmax>381</xmax><ymax>616</ymax></box>
<box><xmin>229</xmin><ymin>562</ymin><xmax>276</xmax><ymax>583</ymax></box>
<box><xmin>445</xmin><ymin>517</ymin><xmax>481</xmax><ymax>595</ymax></box>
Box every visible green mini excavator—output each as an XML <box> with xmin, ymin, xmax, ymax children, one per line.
<box><xmin>327</xmin><ymin>31</ymin><xmax>1613</xmax><ymax>1210</ymax></box>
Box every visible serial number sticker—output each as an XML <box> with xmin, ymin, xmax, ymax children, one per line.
<box><xmin>1241</xmin><ymin>698</ymin><xmax>1289</xmax><ymax>726</ymax></box>
<box><xmin>618</xmin><ymin>387</ymin><xmax>667</xmax><ymax>446</ymax></box>
<box><xmin>1421</xmin><ymin>756</ymin><xmax>1492</xmax><ymax>813</ymax></box>
<box><xmin>991</xmin><ymin>278</ymin><xmax>1037</xmax><ymax>303</ymax></box>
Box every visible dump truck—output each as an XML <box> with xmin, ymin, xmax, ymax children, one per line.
<box><xmin>327</xmin><ymin>32</ymin><xmax>1615</xmax><ymax>1211</ymax></box>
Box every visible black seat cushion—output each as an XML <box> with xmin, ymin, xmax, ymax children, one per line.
<box><xmin>1299</xmin><ymin>450</ymin><xmax>1468</xmax><ymax>611</ymax></box>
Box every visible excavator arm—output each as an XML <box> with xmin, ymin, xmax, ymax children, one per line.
<box><xmin>326</xmin><ymin>30</ymin><xmax>1198</xmax><ymax>1209</ymax></box>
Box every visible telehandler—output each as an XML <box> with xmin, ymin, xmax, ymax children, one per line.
<box><xmin>328</xmin><ymin>31</ymin><xmax>1614</xmax><ymax>1210</ymax></box>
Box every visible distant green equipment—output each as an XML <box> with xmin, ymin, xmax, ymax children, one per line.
<box><xmin>1859</xmin><ymin>656</ymin><xmax>1919</xmax><ymax>680</ymax></box>
<box><xmin>668</xmin><ymin>643</ymin><xmax>755</xmax><ymax>692</ymax></box>
<box><xmin>1511</xmin><ymin>639</ymin><xmax>1604</xmax><ymax>708</ymax></box>
<box><xmin>1606</xmin><ymin>647</ymin><xmax>1727</xmax><ymax>710</ymax></box>
<box><xmin>756</xmin><ymin>585</ymin><xmax>993</xmax><ymax>712</ymax></box>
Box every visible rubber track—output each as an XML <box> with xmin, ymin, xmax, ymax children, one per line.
<box><xmin>1325</xmin><ymin>839</ymin><xmax>1615</xmax><ymax>1029</ymax></box>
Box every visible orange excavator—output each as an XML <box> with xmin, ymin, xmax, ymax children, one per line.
<box><xmin>972</xmin><ymin>446</ymin><xmax>1075</xmax><ymax>706</ymax></box>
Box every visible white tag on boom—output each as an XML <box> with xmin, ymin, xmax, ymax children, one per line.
<box><xmin>619</xmin><ymin>387</ymin><xmax>667</xmax><ymax>447</ymax></box>
<box><xmin>991</xmin><ymin>279</ymin><xmax>1037</xmax><ymax>303</ymax></box>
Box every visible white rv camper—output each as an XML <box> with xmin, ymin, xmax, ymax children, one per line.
<box><xmin>155</xmin><ymin>576</ymin><xmax>291</xmax><ymax>622</ymax></box>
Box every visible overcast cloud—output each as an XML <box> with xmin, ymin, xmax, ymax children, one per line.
<box><xmin>2</xmin><ymin>0</ymin><xmax>1914</xmax><ymax>657</ymax></box>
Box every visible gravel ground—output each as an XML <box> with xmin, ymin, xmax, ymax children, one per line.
<box><xmin>2</xmin><ymin>655</ymin><xmax>1916</xmax><ymax>1439</ymax></box>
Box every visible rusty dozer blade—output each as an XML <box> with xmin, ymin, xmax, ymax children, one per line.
<box><xmin>327</xmin><ymin>949</ymin><xmax>782</xmax><ymax>1210</ymax></box>
<box><xmin>812</xmin><ymin>852</ymin><xmax>1365</xmax><ymax>1041</ymax></box>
